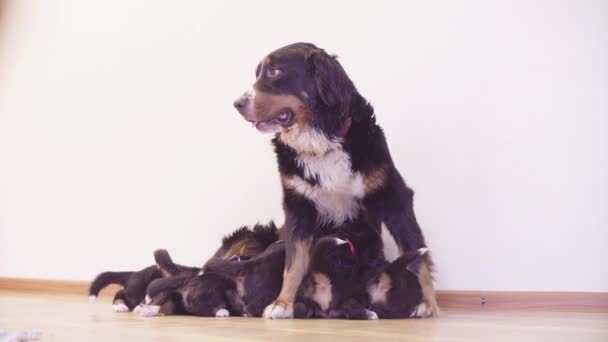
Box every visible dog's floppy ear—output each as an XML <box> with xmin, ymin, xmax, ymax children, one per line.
<box><xmin>308</xmin><ymin>49</ymin><xmax>355</xmax><ymax>113</ymax></box>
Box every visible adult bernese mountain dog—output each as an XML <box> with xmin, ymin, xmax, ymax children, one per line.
<box><xmin>233</xmin><ymin>42</ymin><xmax>439</xmax><ymax>319</ymax></box>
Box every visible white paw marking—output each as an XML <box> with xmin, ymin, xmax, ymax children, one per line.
<box><xmin>410</xmin><ymin>302</ymin><xmax>432</xmax><ymax>318</ymax></box>
<box><xmin>112</xmin><ymin>303</ymin><xmax>129</xmax><ymax>312</ymax></box>
<box><xmin>145</xmin><ymin>295</ymin><xmax>152</xmax><ymax>304</ymax></box>
<box><xmin>263</xmin><ymin>303</ymin><xmax>293</xmax><ymax>319</ymax></box>
<box><xmin>197</xmin><ymin>270</ymin><xmax>204</xmax><ymax>276</ymax></box>
<box><xmin>366</xmin><ymin>309</ymin><xmax>379</xmax><ymax>320</ymax></box>
<box><xmin>215</xmin><ymin>309</ymin><xmax>230</xmax><ymax>317</ymax></box>
<box><xmin>417</xmin><ymin>248</ymin><xmax>430</xmax><ymax>255</ymax></box>
<box><xmin>136</xmin><ymin>304</ymin><xmax>161</xmax><ymax>317</ymax></box>
<box><xmin>88</xmin><ymin>295</ymin><xmax>97</xmax><ymax>304</ymax></box>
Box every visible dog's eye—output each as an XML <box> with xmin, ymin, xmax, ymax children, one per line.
<box><xmin>266</xmin><ymin>67</ymin><xmax>281</xmax><ymax>78</ymax></box>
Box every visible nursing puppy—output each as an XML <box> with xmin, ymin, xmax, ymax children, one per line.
<box><xmin>136</xmin><ymin>222</ymin><xmax>279</xmax><ymax>317</ymax></box>
<box><xmin>294</xmin><ymin>218</ymin><xmax>384</xmax><ymax>320</ymax></box>
<box><xmin>233</xmin><ymin>42</ymin><xmax>438</xmax><ymax>319</ymax></box>
<box><xmin>294</xmin><ymin>236</ymin><xmax>374</xmax><ymax>320</ymax></box>
<box><xmin>202</xmin><ymin>241</ymin><xmax>286</xmax><ymax>317</ymax></box>
<box><xmin>366</xmin><ymin>248</ymin><xmax>433</xmax><ymax>319</ymax></box>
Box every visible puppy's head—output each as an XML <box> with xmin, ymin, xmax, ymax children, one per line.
<box><xmin>388</xmin><ymin>248</ymin><xmax>432</xmax><ymax>289</ymax></box>
<box><xmin>234</xmin><ymin>43</ymin><xmax>356</xmax><ymax>152</ymax></box>
<box><xmin>214</xmin><ymin>222</ymin><xmax>278</xmax><ymax>260</ymax></box>
<box><xmin>309</xmin><ymin>236</ymin><xmax>358</xmax><ymax>278</ymax></box>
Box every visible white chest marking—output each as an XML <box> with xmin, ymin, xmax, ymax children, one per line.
<box><xmin>286</xmin><ymin>146</ymin><xmax>365</xmax><ymax>225</ymax></box>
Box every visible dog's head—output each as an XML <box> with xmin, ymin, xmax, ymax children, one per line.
<box><xmin>233</xmin><ymin>43</ymin><xmax>356</xmax><ymax>152</ymax></box>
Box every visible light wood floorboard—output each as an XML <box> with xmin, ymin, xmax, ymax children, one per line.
<box><xmin>1</xmin><ymin>291</ymin><xmax>607</xmax><ymax>342</ymax></box>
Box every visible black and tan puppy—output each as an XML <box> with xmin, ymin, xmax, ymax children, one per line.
<box><xmin>294</xmin><ymin>236</ymin><xmax>374</xmax><ymax>320</ymax></box>
<box><xmin>89</xmin><ymin>222</ymin><xmax>278</xmax><ymax>314</ymax></box>
<box><xmin>294</xmin><ymin>235</ymin><xmax>431</xmax><ymax>320</ymax></box>
<box><xmin>135</xmin><ymin>222</ymin><xmax>279</xmax><ymax>317</ymax></box>
<box><xmin>294</xmin><ymin>217</ymin><xmax>384</xmax><ymax>320</ymax></box>
<box><xmin>366</xmin><ymin>248</ymin><xmax>433</xmax><ymax>319</ymax></box>
<box><xmin>134</xmin><ymin>249</ymin><xmax>233</xmax><ymax>317</ymax></box>
<box><xmin>233</xmin><ymin>42</ymin><xmax>438</xmax><ymax>319</ymax></box>
<box><xmin>202</xmin><ymin>241</ymin><xmax>286</xmax><ymax>317</ymax></box>
<box><xmin>88</xmin><ymin>265</ymin><xmax>162</xmax><ymax>312</ymax></box>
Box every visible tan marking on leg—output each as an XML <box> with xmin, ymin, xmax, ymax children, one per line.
<box><xmin>158</xmin><ymin>299</ymin><xmax>176</xmax><ymax>316</ymax></box>
<box><xmin>364</xmin><ymin>165</ymin><xmax>388</xmax><ymax>194</ymax></box>
<box><xmin>367</xmin><ymin>272</ymin><xmax>391</xmax><ymax>304</ymax></box>
<box><xmin>281</xmin><ymin>239</ymin><xmax>312</xmax><ymax>302</ymax></box>
<box><xmin>263</xmin><ymin>238</ymin><xmax>312</xmax><ymax>319</ymax></box>
<box><xmin>235</xmin><ymin>276</ymin><xmax>246</xmax><ymax>298</ymax></box>
<box><xmin>419</xmin><ymin>257</ymin><xmax>440</xmax><ymax>317</ymax></box>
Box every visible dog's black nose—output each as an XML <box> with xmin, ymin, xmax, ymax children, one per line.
<box><xmin>233</xmin><ymin>96</ymin><xmax>248</xmax><ymax>111</ymax></box>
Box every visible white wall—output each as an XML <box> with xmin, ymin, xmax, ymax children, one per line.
<box><xmin>1</xmin><ymin>0</ymin><xmax>607</xmax><ymax>292</ymax></box>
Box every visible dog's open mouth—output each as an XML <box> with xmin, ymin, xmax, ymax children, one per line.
<box><xmin>248</xmin><ymin>108</ymin><xmax>294</xmax><ymax>133</ymax></box>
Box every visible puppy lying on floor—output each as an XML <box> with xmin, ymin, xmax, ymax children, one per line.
<box><xmin>202</xmin><ymin>240</ymin><xmax>286</xmax><ymax>317</ymax></box>
<box><xmin>89</xmin><ymin>265</ymin><xmax>162</xmax><ymax>312</ymax></box>
<box><xmin>89</xmin><ymin>222</ymin><xmax>278</xmax><ymax>314</ymax></box>
<box><xmin>134</xmin><ymin>222</ymin><xmax>279</xmax><ymax>317</ymax></box>
<box><xmin>134</xmin><ymin>249</ymin><xmax>232</xmax><ymax>317</ymax></box>
<box><xmin>366</xmin><ymin>248</ymin><xmax>433</xmax><ymax>319</ymax></box>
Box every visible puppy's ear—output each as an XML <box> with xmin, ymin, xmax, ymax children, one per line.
<box><xmin>308</xmin><ymin>49</ymin><xmax>355</xmax><ymax>115</ymax></box>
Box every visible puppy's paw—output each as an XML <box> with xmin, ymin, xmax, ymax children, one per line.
<box><xmin>112</xmin><ymin>303</ymin><xmax>130</xmax><ymax>313</ymax></box>
<box><xmin>135</xmin><ymin>304</ymin><xmax>161</xmax><ymax>317</ymax></box>
<box><xmin>262</xmin><ymin>300</ymin><xmax>294</xmax><ymax>319</ymax></box>
<box><xmin>293</xmin><ymin>302</ymin><xmax>312</xmax><ymax>319</ymax></box>
<box><xmin>410</xmin><ymin>302</ymin><xmax>432</xmax><ymax>318</ymax></box>
<box><xmin>144</xmin><ymin>295</ymin><xmax>152</xmax><ymax>305</ymax></box>
<box><xmin>365</xmin><ymin>309</ymin><xmax>379</xmax><ymax>320</ymax></box>
<box><xmin>215</xmin><ymin>308</ymin><xmax>230</xmax><ymax>318</ymax></box>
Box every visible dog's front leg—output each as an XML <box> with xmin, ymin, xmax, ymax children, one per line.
<box><xmin>263</xmin><ymin>196</ymin><xmax>316</xmax><ymax>319</ymax></box>
<box><xmin>263</xmin><ymin>235</ymin><xmax>312</xmax><ymax>319</ymax></box>
<box><xmin>379</xmin><ymin>175</ymin><xmax>440</xmax><ymax>317</ymax></box>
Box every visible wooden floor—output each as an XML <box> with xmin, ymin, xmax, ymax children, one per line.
<box><xmin>1</xmin><ymin>291</ymin><xmax>607</xmax><ymax>342</ymax></box>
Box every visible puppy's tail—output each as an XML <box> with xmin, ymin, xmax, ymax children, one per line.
<box><xmin>202</xmin><ymin>257</ymin><xmax>249</xmax><ymax>279</ymax></box>
<box><xmin>154</xmin><ymin>249</ymin><xmax>200</xmax><ymax>277</ymax></box>
<box><xmin>154</xmin><ymin>249</ymin><xmax>180</xmax><ymax>276</ymax></box>
<box><xmin>204</xmin><ymin>241</ymin><xmax>285</xmax><ymax>280</ymax></box>
<box><xmin>88</xmin><ymin>271</ymin><xmax>133</xmax><ymax>302</ymax></box>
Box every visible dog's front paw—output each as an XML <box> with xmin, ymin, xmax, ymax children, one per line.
<box><xmin>365</xmin><ymin>309</ymin><xmax>379</xmax><ymax>320</ymax></box>
<box><xmin>410</xmin><ymin>302</ymin><xmax>432</xmax><ymax>318</ymax></box>
<box><xmin>263</xmin><ymin>299</ymin><xmax>294</xmax><ymax>319</ymax></box>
